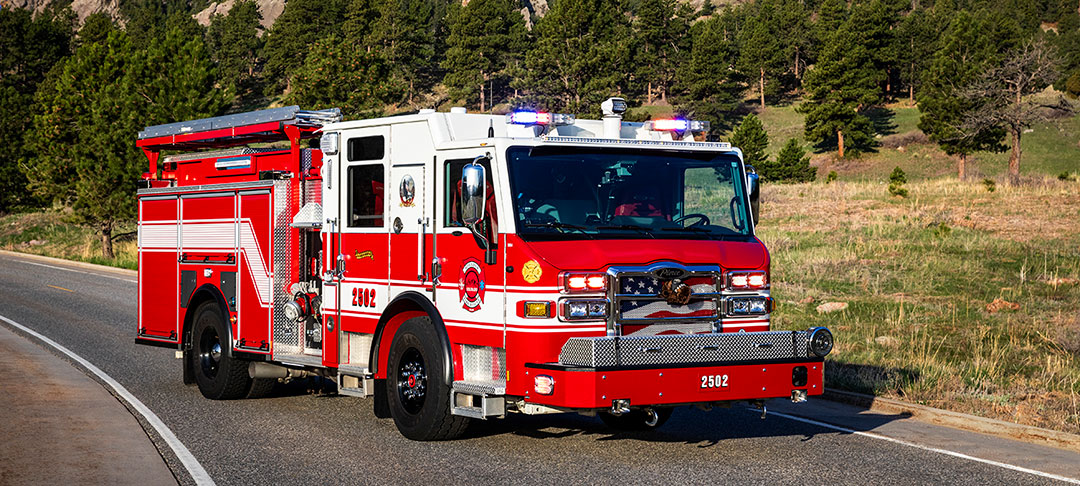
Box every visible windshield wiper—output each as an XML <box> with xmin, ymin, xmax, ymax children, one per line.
<box><xmin>524</xmin><ymin>222</ymin><xmax>593</xmax><ymax>237</ymax></box>
<box><xmin>596</xmin><ymin>224</ymin><xmax>656</xmax><ymax>238</ymax></box>
<box><xmin>660</xmin><ymin>227</ymin><xmax>738</xmax><ymax>240</ymax></box>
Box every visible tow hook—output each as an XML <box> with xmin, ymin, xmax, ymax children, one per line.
<box><xmin>611</xmin><ymin>399</ymin><xmax>631</xmax><ymax>416</ymax></box>
<box><xmin>644</xmin><ymin>408</ymin><xmax>660</xmax><ymax>427</ymax></box>
<box><xmin>791</xmin><ymin>389</ymin><xmax>808</xmax><ymax>403</ymax></box>
<box><xmin>752</xmin><ymin>400</ymin><xmax>767</xmax><ymax>419</ymax></box>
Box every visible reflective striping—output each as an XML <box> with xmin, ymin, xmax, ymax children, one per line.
<box><xmin>140</xmin><ymin>219</ymin><xmax>271</xmax><ymax>306</ymax></box>
<box><xmin>0</xmin><ymin>314</ymin><xmax>216</xmax><ymax>485</ymax></box>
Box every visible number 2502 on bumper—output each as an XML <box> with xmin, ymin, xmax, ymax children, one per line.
<box><xmin>700</xmin><ymin>374</ymin><xmax>729</xmax><ymax>389</ymax></box>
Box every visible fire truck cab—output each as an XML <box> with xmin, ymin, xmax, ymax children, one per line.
<box><xmin>135</xmin><ymin>100</ymin><xmax>833</xmax><ymax>440</ymax></box>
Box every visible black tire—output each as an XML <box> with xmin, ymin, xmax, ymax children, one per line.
<box><xmin>191</xmin><ymin>301</ymin><xmax>252</xmax><ymax>399</ymax></box>
<box><xmin>599</xmin><ymin>407</ymin><xmax>673</xmax><ymax>431</ymax></box>
<box><xmin>385</xmin><ymin>316</ymin><xmax>469</xmax><ymax>440</ymax></box>
<box><xmin>246</xmin><ymin>378</ymin><xmax>277</xmax><ymax>398</ymax></box>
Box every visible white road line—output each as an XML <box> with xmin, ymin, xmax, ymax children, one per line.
<box><xmin>15</xmin><ymin>260</ymin><xmax>137</xmax><ymax>283</ymax></box>
<box><xmin>0</xmin><ymin>314</ymin><xmax>214</xmax><ymax>486</ymax></box>
<box><xmin>762</xmin><ymin>408</ymin><xmax>1080</xmax><ymax>484</ymax></box>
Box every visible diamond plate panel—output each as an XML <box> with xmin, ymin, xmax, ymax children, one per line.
<box><xmin>271</xmin><ymin>179</ymin><xmax>302</xmax><ymax>356</ymax></box>
<box><xmin>347</xmin><ymin>332</ymin><xmax>373</xmax><ymax>368</ymax></box>
<box><xmin>462</xmin><ymin>345</ymin><xmax>507</xmax><ymax>384</ymax></box>
<box><xmin>559</xmin><ymin>331</ymin><xmax>813</xmax><ymax>368</ymax></box>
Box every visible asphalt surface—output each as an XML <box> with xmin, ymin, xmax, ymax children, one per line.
<box><xmin>1</xmin><ymin>251</ymin><xmax>1077</xmax><ymax>485</ymax></box>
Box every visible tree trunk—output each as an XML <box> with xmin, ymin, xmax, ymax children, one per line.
<box><xmin>647</xmin><ymin>81</ymin><xmax>653</xmax><ymax>104</ymax></box>
<box><xmin>957</xmin><ymin>153</ymin><xmax>966</xmax><ymax>180</ymax></box>
<box><xmin>100</xmin><ymin>224</ymin><xmax>114</xmax><ymax>260</ymax></box>
<box><xmin>479</xmin><ymin>81</ymin><xmax>485</xmax><ymax>112</ymax></box>
<box><xmin>794</xmin><ymin>48</ymin><xmax>800</xmax><ymax>79</ymax></box>
<box><xmin>1008</xmin><ymin>127</ymin><xmax>1022</xmax><ymax>185</ymax></box>
<box><xmin>837</xmin><ymin>128</ymin><xmax>845</xmax><ymax>159</ymax></box>
<box><xmin>759</xmin><ymin>68</ymin><xmax>766</xmax><ymax>109</ymax></box>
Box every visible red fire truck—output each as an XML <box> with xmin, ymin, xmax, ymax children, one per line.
<box><xmin>135</xmin><ymin>100</ymin><xmax>833</xmax><ymax>440</ymax></box>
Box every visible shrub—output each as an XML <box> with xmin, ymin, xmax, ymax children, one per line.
<box><xmin>760</xmin><ymin>138</ymin><xmax>816</xmax><ymax>183</ymax></box>
<box><xmin>1058</xmin><ymin>171</ymin><xmax>1071</xmax><ymax>181</ymax></box>
<box><xmin>826</xmin><ymin>171</ymin><xmax>838</xmax><ymax>183</ymax></box>
<box><xmin>983</xmin><ymin>178</ymin><xmax>996</xmax><ymax>192</ymax></box>
<box><xmin>888</xmin><ymin>166</ymin><xmax>908</xmax><ymax>197</ymax></box>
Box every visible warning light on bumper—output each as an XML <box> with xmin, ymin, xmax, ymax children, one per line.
<box><xmin>534</xmin><ymin>374</ymin><xmax>555</xmax><ymax>395</ymax></box>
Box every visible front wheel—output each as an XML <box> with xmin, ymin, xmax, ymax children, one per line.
<box><xmin>385</xmin><ymin>316</ymin><xmax>469</xmax><ymax>440</ymax></box>
<box><xmin>191</xmin><ymin>302</ymin><xmax>252</xmax><ymax>399</ymax></box>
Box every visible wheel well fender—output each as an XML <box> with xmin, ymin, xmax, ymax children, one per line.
<box><xmin>370</xmin><ymin>291</ymin><xmax>452</xmax><ymax>383</ymax></box>
<box><xmin>184</xmin><ymin>284</ymin><xmax>234</xmax><ymax>355</ymax></box>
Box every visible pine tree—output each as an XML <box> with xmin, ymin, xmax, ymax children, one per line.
<box><xmin>633</xmin><ymin>0</ymin><xmax>687</xmax><ymax>104</ymax></box>
<box><xmin>206</xmin><ymin>0</ymin><xmax>263</xmax><ymax>107</ymax></box>
<box><xmin>738</xmin><ymin>0</ymin><xmax>788</xmax><ymax>109</ymax></box>
<box><xmin>519</xmin><ymin>0</ymin><xmax>631</xmax><ymax>114</ymax></box>
<box><xmin>917</xmin><ymin>10</ymin><xmax>1006</xmax><ymax>179</ymax></box>
<box><xmin>673</xmin><ymin>8</ymin><xmax>746</xmax><ymax>135</ymax></box>
<box><xmin>368</xmin><ymin>0</ymin><xmax>436</xmax><ymax>102</ymax></box>
<box><xmin>286</xmin><ymin>34</ymin><xmax>400</xmax><ymax>117</ymax></box>
<box><xmin>262</xmin><ymin>0</ymin><xmax>347</xmax><ymax>95</ymax></box>
<box><xmin>799</xmin><ymin>2</ymin><xmax>882</xmax><ymax>158</ymax></box>
<box><xmin>762</xmin><ymin>138</ymin><xmax>816</xmax><ymax>183</ymax></box>
<box><xmin>25</xmin><ymin>28</ymin><xmax>225</xmax><ymax>259</ymax></box>
<box><xmin>0</xmin><ymin>6</ymin><xmax>73</xmax><ymax>211</ymax></box>
<box><xmin>442</xmin><ymin>0</ymin><xmax>528</xmax><ymax>112</ymax></box>
<box><xmin>1052</xmin><ymin>8</ymin><xmax>1080</xmax><ymax>94</ymax></box>
<box><xmin>730</xmin><ymin>114</ymin><xmax>769</xmax><ymax>169</ymax></box>
<box><xmin>896</xmin><ymin>6</ymin><xmax>938</xmax><ymax>102</ymax></box>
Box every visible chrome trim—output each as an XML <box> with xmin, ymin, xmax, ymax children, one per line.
<box><xmin>138</xmin><ymin>180</ymin><xmax>275</xmax><ymax>195</ymax></box>
<box><xmin>558</xmin><ymin>329</ymin><xmax>822</xmax><ymax>368</ymax></box>
<box><xmin>606</xmin><ymin>263</ymin><xmax>722</xmax><ymax>336</ymax></box>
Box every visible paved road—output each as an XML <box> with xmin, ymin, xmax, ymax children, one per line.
<box><xmin>1</xmin><ymin>252</ymin><xmax>1076</xmax><ymax>485</ymax></box>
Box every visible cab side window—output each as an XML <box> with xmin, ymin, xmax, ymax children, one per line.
<box><xmin>444</xmin><ymin>158</ymin><xmax>496</xmax><ymax>227</ymax></box>
<box><xmin>347</xmin><ymin>164</ymin><xmax>384</xmax><ymax>227</ymax></box>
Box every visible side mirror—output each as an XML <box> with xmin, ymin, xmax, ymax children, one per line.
<box><xmin>746</xmin><ymin>166</ymin><xmax>760</xmax><ymax>225</ymax></box>
<box><xmin>461</xmin><ymin>157</ymin><xmax>487</xmax><ymax>226</ymax></box>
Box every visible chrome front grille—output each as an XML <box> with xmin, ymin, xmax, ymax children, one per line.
<box><xmin>608</xmin><ymin>264</ymin><xmax>722</xmax><ymax>336</ymax></box>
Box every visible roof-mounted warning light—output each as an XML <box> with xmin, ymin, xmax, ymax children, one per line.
<box><xmin>507</xmin><ymin>111</ymin><xmax>576</xmax><ymax>127</ymax></box>
<box><xmin>645</xmin><ymin>119</ymin><xmax>710</xmax><ymax>133</ymax></box>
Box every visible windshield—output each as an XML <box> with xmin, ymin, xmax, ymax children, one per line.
<box><xmin>506</xmin><ymin>146</ymin><xmax>752</xmax><ymax>241</ymax></box>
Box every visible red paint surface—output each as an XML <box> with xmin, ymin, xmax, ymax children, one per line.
<box><xmin>524</xmin><ymin>361</ymin><xmax>823</xmax><ymax>409</ymax></box>
<box><xmin>523</xmin><ymin>238</ymin><xmax>769</xmax><ymax>271</ymax></box>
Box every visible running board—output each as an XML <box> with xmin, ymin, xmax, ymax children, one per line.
<box><xmin>451</xmin><ymin>381</ymin><xmax>506</xmax><ymax>419</ymax></box>
<box><xmin>337</xmin><ymin>372</ymin><xmax>374</xmax><ymax>398</ymax></box>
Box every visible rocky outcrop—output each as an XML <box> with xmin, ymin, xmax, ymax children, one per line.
<box><xmin>193</xmin><ymin>0</ymin><xmax>285</xmax><ymax>32</ymax></box>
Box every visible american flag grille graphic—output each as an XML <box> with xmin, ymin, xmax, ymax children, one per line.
<box><xmin>617</xmin><ymin>275</ymin><xmax>718</xmax><ymax>335</ymax></box>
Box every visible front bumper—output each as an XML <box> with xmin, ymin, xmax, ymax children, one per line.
<box><xmin>522</xmin><ymin>329</ymin><xmax>829</xmax><ymax>409</ymax></box>
<box><xmin>524</xmin><ymin>360</ymin><xmax>823</xmax><ymax>408</ymax></box>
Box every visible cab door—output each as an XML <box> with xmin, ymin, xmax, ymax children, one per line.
<box><xmin>326</xmin><ymin>127</ymin><xmax>390</xmax><ymax>368</ymax></box>
<box><xmin>434</xmin><ymin>151</ymin><xmax>505</xmax><ymax>350</ymax></box>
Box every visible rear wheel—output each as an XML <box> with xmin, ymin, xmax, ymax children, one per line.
<box><xmin>191</xmin><ymin>302</ymin><xmax>252</xmax><ymax>399</ymax></box>
<box><xmin>599</xmin><ymin>407</ymin><xmax>673</xmax><ymax>431</ymax></box>
<box><xmin>385</xmin><ymin>316</ymin><xmax>468</xmax><ymax>440</ymax></box>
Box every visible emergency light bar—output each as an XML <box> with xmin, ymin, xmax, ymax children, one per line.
<box><xmin>507</xmin><ymin>111</ymin><xmax>576</xmax><ymax>126</ymax></box>
<box><xmin>645</xmin><ymin>119</ymin><xmax>710</xmax><ymax>133</ymax></box>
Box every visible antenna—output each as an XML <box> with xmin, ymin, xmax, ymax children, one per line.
<box><xmin>487</xmin><ymin>120</ymin><xmax>494</xmax><ymax>138</ymax></box>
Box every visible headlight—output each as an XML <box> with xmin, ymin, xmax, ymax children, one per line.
<box><xmin>809</xmin><ymin>327</ymin><xmax>834</xmax><ymax>357</ymax></box>
<box><xmin>561</xmin><ymin>299</ymin><xmax>608</xmax><ymax>320</ymax></box>
<box><xmin>727</xmin><ymin>297</ymin><xmax>770</xmax><ymax>315</ymax></box>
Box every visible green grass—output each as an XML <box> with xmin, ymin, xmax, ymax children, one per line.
<box><xmin>744</xmin><ymin>100</ymin><xmax>1080</xmax><ymax>182</ymax></box>
<box><xmin>0</xmin><ymin>210</ymin><xmax>137</xmax><ymax>270</ymax></box>
<box><xmin>760</xmin><ymin>177</ymin><xmax>1080</xmax><ymax>434</ymax></box>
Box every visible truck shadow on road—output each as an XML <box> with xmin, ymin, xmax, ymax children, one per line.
<box><xmin>462</xmin><ymin>403</ymin><xmax>911</xmax><ymax>447</ymax></box>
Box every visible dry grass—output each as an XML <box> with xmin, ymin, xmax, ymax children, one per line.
<box><xmin>760</xmin><ymin>176</ymin><xmax>1080</xmax><ymax>434</ymax></box>
<box><xmin>0</xmin><ymin>210</ymin><xmax>137</xmax><ymax>270</ymax></box>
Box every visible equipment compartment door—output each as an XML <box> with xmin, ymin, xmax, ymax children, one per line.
<box><xmin>327</xmin><ymin>127</ymin><xmax>391</xmax><ymax>369</ymax></box>
<box><xmin>237</xmin><ymin>189</ymin><xmax>273</xmax><ymax>353</ymax></box>
<box><xmin>138</xmin><ymin>195</ymin><xmax>180</xmax><ymax>344</ymax></box>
